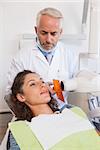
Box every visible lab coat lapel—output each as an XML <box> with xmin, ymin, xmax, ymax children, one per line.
<box><xmin>48</xmin><ymin>48</ymin><xmax>61</xmax><ymax>79</ymax></box>
<box><xmin>32</xmin><ymin>48</ymin><xmax>49</xmax><ymax>66</ymax></box>
<box><xmin>50</xmin><ymin>48</ymin><xmax>60</xmax><ymax>68</ymax></box>
<box><xmin>48</xmin><ymin>46</ymin><xmax>69</xmax><ymax>81</ymax></box>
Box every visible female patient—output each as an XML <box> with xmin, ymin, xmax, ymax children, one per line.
<box><xmin>7</xmin><ymin>70</ymin><xmax>99</xmax><ymax>150</ymax></box>
<box><xmin>7</xmin><ymin>70</ymin><xmax>60</xmax><ymax>149</ymax></box>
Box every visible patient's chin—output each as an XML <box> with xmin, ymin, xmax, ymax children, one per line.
<box><xmin>44</xmin><ymin>96</ymin><xmax>51</xmax><ymax>103</ymax></box>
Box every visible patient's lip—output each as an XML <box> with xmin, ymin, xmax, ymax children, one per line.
<box><xmin>40</xmin><ymin>90</ymin><xmax>49</xmax><ymax>95</ymax></box>
<box><xmin>40</xmin><ymin>91</ymin><xmax>50</xmax><ymax>98</ymax></box>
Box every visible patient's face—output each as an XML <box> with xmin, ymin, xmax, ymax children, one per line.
<box><xmin>21</xmin><ymin>73</ymin><xmax>51</xmax><ymax>105</ymax></box>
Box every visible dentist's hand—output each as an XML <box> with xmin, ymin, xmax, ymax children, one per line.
<box><xmin>46</xmin><ymin>82</ymin><xmax>55</xmax><ymax>95</ymax></box>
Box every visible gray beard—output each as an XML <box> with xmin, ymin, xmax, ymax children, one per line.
<box><xmin>36</xmin><ymin>37</ymin><xmax>57</xmax><ymax>53</ymax></box>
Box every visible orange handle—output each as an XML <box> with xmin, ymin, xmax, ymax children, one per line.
<box><xmin>53</xmin><ymin>79</ymin><xmax>64</xmax><ymax>102</ymax></box>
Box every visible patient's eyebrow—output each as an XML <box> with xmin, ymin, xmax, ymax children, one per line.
<box><xmin>27</xmin><ymin>77</ymin><xmax>43</xmax><ymax>84</ymax></box>
<box><xmin>27</xmin><ymin>79</ymin><xmax>35</xmax><ymax>84</ymax></box>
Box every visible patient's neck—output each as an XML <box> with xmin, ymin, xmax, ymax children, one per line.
<box><xmin>30</xmin><ymin>104</ymin><xmax>53</xmax><ymax>116</ymax></box>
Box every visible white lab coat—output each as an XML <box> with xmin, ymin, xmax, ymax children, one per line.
<box><xmin>2</xmin><ymin>44</ymin><xmax>78</xmax><ymax>149</ymax></box>
<box><xmin>6</xmin><ymin>40</ymin><xmax>79</xmax><ymax>95</ymax></box>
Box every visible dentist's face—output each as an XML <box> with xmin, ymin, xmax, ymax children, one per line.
<box><xmin>35</xmin><ymin>15</ymin><xmax>62</xmax><ymax>50</ymax></box>
<box><xmin>19</xmin><ymin>73</ymin><xmax>51</xmax><ymax>106</ymax></box>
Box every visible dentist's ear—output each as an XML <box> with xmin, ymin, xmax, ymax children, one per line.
<box><xmin>60</xmin><ymin>28</ymin><xmax>63</xmax><ymax>35</ymax></box>
<box><xmin>34</xmin><ymin>26</ymin><xmax>37</xmax><ymax>34</ymax></box>
<box><xmin>16</xmin><ymin>93</ymin><xmax>25</xmax><ymax>102</ymax></box>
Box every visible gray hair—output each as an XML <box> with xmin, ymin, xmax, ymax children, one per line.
<box><xmin>36</xmin><ymin>7</ymin><xmax>63</xmax><ymax>28</ymax></box>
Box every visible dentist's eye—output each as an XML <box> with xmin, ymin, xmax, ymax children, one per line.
<box><xmin>51</xmin><ymin>32</ymin><xmax>57</xmax><ymax>36</ymax></box>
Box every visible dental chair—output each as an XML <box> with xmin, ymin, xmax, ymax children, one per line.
<box><xmin>1</xmin><ymin>70</ymin><xmax>100</xmax><ymax>150</ymax></box>
<box><xmin>0</xmin><ymin>95</ymin><xmax>16</xmax><ymax>150</ymax></box>
<box><xmin>1</xmin><ymin>97</ymin><xmax>100</xmax><ymax>150</ymax></box>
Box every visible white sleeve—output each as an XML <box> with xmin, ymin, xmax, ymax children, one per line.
<box><xmin>72</xmin><ymin>49</ymin><xmax>79</xmax><ymax>77</ymax></box>
<box><xmin>5</xmin><ymin>53</ymin><xmax>24</xmax><ymax>95</ymax></box>
<box><xmin>68</xmin><ymin>48</ymin><xmax>79</xmax><ymax>78</ymax></box>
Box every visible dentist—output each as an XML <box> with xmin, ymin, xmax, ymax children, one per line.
<box><xmin>6</xmin><ymin>7</ymin><xmax>79</xmax><ymax>104</ymax></box>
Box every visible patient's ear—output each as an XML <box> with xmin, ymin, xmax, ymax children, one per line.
<box><xmin>16</xmin><ymin>93</ymin><xmax>25</xmax><ymax>102</ymax></box>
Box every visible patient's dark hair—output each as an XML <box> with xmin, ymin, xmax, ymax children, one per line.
<box><xmin>9</xmin><ymin>70</ymin><xmax>59</xmax><ymax>121</ymax></box>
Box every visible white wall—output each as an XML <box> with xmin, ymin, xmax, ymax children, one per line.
<box><xmin>80</xmin><ymin>0</ymin><xmax>100</xmax><ymax>72</ymax></box>
<box><xmin>0</xmin><ymin>0</ymin><xmax>99</xmax><ymax>112</ymax></box>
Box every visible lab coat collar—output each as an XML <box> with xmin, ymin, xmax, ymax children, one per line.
<box><xmin>32</xmin><ymin>38</ymin><xmax>59</xmax><ymax>66</ymax></box>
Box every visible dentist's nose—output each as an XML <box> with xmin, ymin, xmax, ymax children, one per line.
<box><xmin>46</xmin><ymin>33</ymin><xmax>52</xmax><ymax>43</ymax></box>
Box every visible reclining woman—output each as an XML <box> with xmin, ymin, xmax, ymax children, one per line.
<box><xmin>7</xmin><ymin>70</ymin><xmax>62</xmax><ymax>149</ymax></box>
<box><xmin>7</xmin><ymin>70</ymin><xmax>100</xmax><ymax>150</ymax></box>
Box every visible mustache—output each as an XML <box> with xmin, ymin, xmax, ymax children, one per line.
<box><xmin>43</xmin><ymin>42</ymin><xmax>51</xmax><ymax>45</ymax></box>
<box><xmin>41</xmin><ymin>42</ymin><xmax>54</xmax><ymax>46</ymax></box>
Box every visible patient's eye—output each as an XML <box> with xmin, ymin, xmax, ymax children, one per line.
<box><xmin>30</xmin><ymin>82</ymin><xmax>36</xmax><ymax>86</ymax></box>
<box><xmin>28</xmin><ymin>78</ymin><xmax>45</xmax><ymax>87</ymax></box>
<box><xmin>40</xmin><ymin>78</ymin><xmax>45</xmax><ymax>84</ymax></box>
